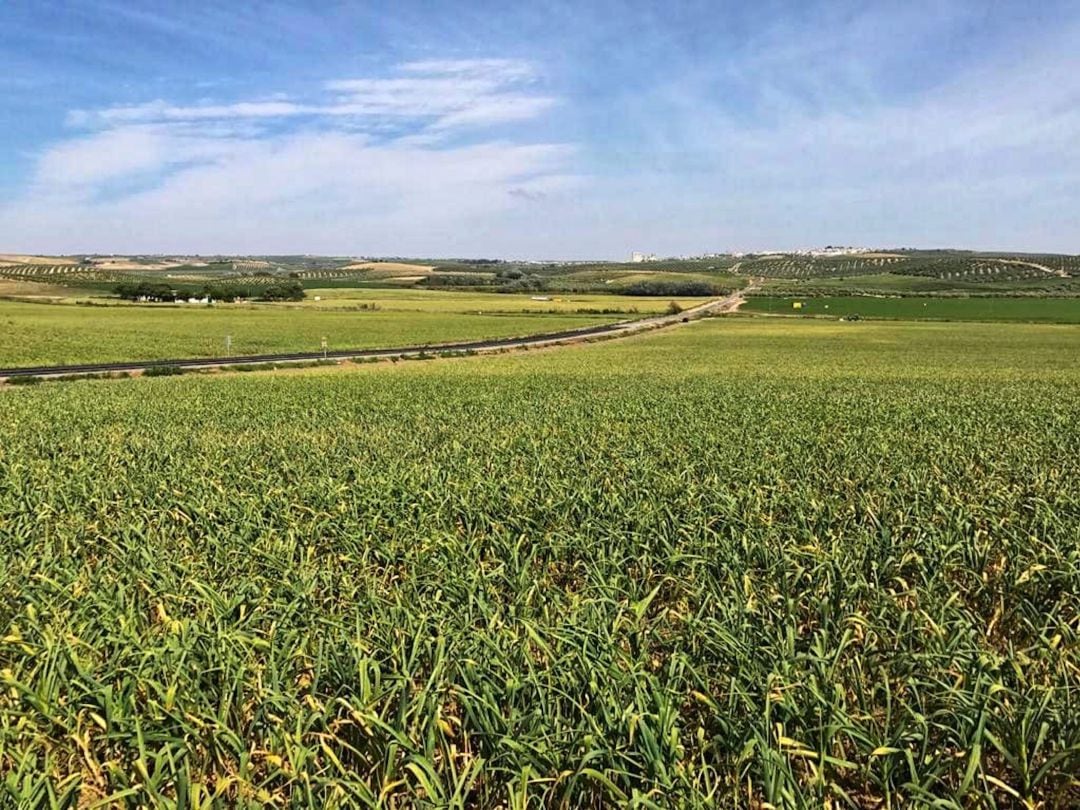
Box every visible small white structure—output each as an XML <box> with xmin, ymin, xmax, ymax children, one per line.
<box><xmin>631</xmin><ymin>252</ymin><xmax>659</xmax><ymax>263</ymax></box>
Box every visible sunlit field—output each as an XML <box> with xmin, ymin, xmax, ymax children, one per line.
<box><xmin>2</xmin><ymin>319</ymin><xmax>1077</xmax><ymax>806</ymax></box>
<box><xmin>743</xmin><ymin>295</ymin><xmax>1080</xmax><ymax>322</ymax></box>
<box><xmin>298</xmin><ymin>287</ymin><xmax>704</xmax><ymax>314</ymax></box>
<box><xmin>0</xmin><ymin>299</ymin><xmax>626</xmax><ymax>368</ymax></box>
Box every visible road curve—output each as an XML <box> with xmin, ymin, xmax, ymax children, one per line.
<box><xmin>0</xmin><ymin>285</ymin><xmax>753</xmax><ymax>381</ymax></box>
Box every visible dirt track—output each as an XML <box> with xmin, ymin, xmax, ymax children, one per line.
<box><xmin>992</xmin><ymin>258</ymin><xmax>1067</xmax><ymax>278</ymax></box>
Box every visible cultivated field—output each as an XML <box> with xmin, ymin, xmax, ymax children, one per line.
<box><xmin>0</xmin><ymin>278</ymin><xmax>82</xmax><ymax>301</ymax></box>
<box><xmin>299</xmin><ymin>288</ymin><xmax>704</xmax><ymax>314</ymax></box>
<box><xmin>743</xmin><ymin>295</ymin><xmax>1080</xmax><ymax>322</ymax></box>
<box><xmin>738</xmin><ymin>253</ymin><xmax>1078</xmax><ymax>282</ymax></box>
<box><xmin>739</xmin><ymin>255</ymin><xmax>906</xmax><ymax>278</ymax></box>
<box><xmin>0</xmin><ymin>300</ymin><xmax>626</xmax><ymax>368</ymax></box>
<box><xmin>1</xmin><ymin>319</ymin><xmax>1077</xmax><ymax>806</ymax></box>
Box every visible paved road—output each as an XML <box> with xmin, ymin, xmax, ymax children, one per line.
<box><xmin>0</xmin><ymin>285</ymin><xmax>755</xmax><ymax>381</ymax></box>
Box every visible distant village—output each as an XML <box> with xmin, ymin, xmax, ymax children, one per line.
<box><xmin>630</xmin><ymin>246</ymin><xmax>877</xmax><ymax>263</ymax></box>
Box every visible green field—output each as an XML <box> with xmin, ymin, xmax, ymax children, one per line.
<box><xmin>0</xmin><ymin>300</ymin><xmax>628</xmax><ymax>368</ymax></box>
<box><xmin>743</xmin><ymin>295</ymin><xmax>1080</xmax><ymax>322</ymax></box>
<box><xmin>757</xmin><ymin>272</ymin><xmax>1080</xmax><ymax>296</ymax></box>
<box><xmin>1</xmin><ymin>319</ymin><xmax>1078</xmax><ymax>807</ymax></box>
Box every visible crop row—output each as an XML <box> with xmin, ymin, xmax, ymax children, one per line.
<box><xmin>0</xmin><ymin>264</ymin><xmax>115</xmax><ymax>278</ymax></box>
<box><xmin>740</xmin><ymin>256</ymin><xmax>904</xmax><ymax>278</ymax></box>
<box><xmin>891</xmin><ymin>258</ymin><xmax>1052</xmax><ymax>282</ymax></box>
<box><xmin>295</xmin><ymin>270</ymin><xmax>377</xmax><ymax>280</ymax></box>
<box><xmin>0</xmin><ymin>265</ymin><xmax>125</xmax><ymax>284</ymax></box>
<box><xmin>737</xmin><ymin>255</ymin><xmax>1074</xmax><ymax>283</ymax></box>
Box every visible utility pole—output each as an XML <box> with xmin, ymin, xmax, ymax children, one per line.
<box><xmin>321</xmin><ymin>336</ymin><xmax>328</xmax><ymax>359</ymax></box>
<box><xmin>225</xmin><ymin>335</ymin><xmax>232</xmax><ymax>355</ymax></box>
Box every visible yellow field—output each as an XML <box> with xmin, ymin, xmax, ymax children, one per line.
<box><xmin>338</xmin><ymin>261</ymin><xmax>436</xmax><ymax>273</ymax></box>
<box><xmin>90</xmin><ymin>260</ymin><xmax>193</xmax><ymax>271</ymax></box>
<box><xmin>0</xmin><ymin>254</ymin><xmax>79</xmax><ymax>265</ymax></box>
<box><xmin>0</xmin><ymin>279</ymin><xmax>81</xmax><ymax>299</ymax></box>
<box><xmin>300</xmin><ymin>287</ymin><xmax>702</xmax><ymax>313</ymax></box>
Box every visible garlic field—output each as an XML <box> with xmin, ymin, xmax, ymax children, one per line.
<box><xmin>0</xmin><ymin>319</ymin><xmax>1077</xmax><ymax>808</ymax></box>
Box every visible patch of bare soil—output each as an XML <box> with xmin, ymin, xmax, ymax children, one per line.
<box><xmin>0</xmin><ymin>254</ymin><xmax>79</xmax><ymax>265</ymax></box>
<box><xmin>340</xmin><ymin>262</ymin><xmax>436</xmax><ymax>274</ymax></box>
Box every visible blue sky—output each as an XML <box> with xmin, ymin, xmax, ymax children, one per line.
<box><xmin>1</xmin><ymin>0</ymin><xmax>1078</xmax><ymax>258</ymax></box>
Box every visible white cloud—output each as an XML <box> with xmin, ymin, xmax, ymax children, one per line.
<box><xmin>429</xmin><ymin>96</ymin><xmax>557</xmax><ymax>129</ymax></box>
<box><xmin>69</xmin><ymin>100</ymin><xmax>309</xmax><ymax>127</ymax></box>
<box><xmin>2</xmin><ymin>128</ymin><xmax>580</xmax><ymax>255</ymax></box>
<box><xmin>2</xmin><ymin>57</ymin><xmax>583</xmax><ymax>257</ymax></box>
<box><xmin>36</xmin><ymin>127</ymin><xmax>168</xmax><ymax>186</ymax></box>
<box><xmin>570</xmin><ymin>11</ymin><xmax>1080</xmax><ymax>255</ymax></box>
<box><xmin>399</xmin><ymin>58</ymin><xmax>537</xmax><ymax>82</ymax></box>
<box><xmin>0</xmin><ymin>57</ymin><xmax>580</xmax><ymax>256</ymax></box>
<box><xmin>67</xmin><ymin>58</ymin><xmax>554</xmax><ymax>133</ymax></box>
<box><xmin>33</xmin><ymin>125</ymin><xmax>250</xmax><ymax>191</ymax></box>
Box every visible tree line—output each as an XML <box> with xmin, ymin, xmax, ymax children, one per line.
<box><xmin>114</xmin><ymin>280</ymin><xmax>305</xmax><ymax>303</ymax></box>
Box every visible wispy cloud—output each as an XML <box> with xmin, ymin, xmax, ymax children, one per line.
<box><xmin>399</xmin><ymin>58</ymin><xmax>537</xmax><ymax>81</ymax></box>
<box><xmin>68</xmin><ymin>59</ymin><xmax>554</xmax><ymax>132</ymax></box>
<box><xmin>68</xmin><ymin>100</ymin><xmax>307</xmax><ymax>127</ymax></box>
<box><xmin>2</xmin><ymin>133</ymin><xmax>579</xmax><ymax>255</ymax></box>
<box><xmin>2</xmin><ymin>57</ymin><xmax>579</xmax><ymax>256</ymax></box>
<box><xmin>560</xmin><ymin>6</ymin><xmax>1080</xmax><ymax>254</ymax></box>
